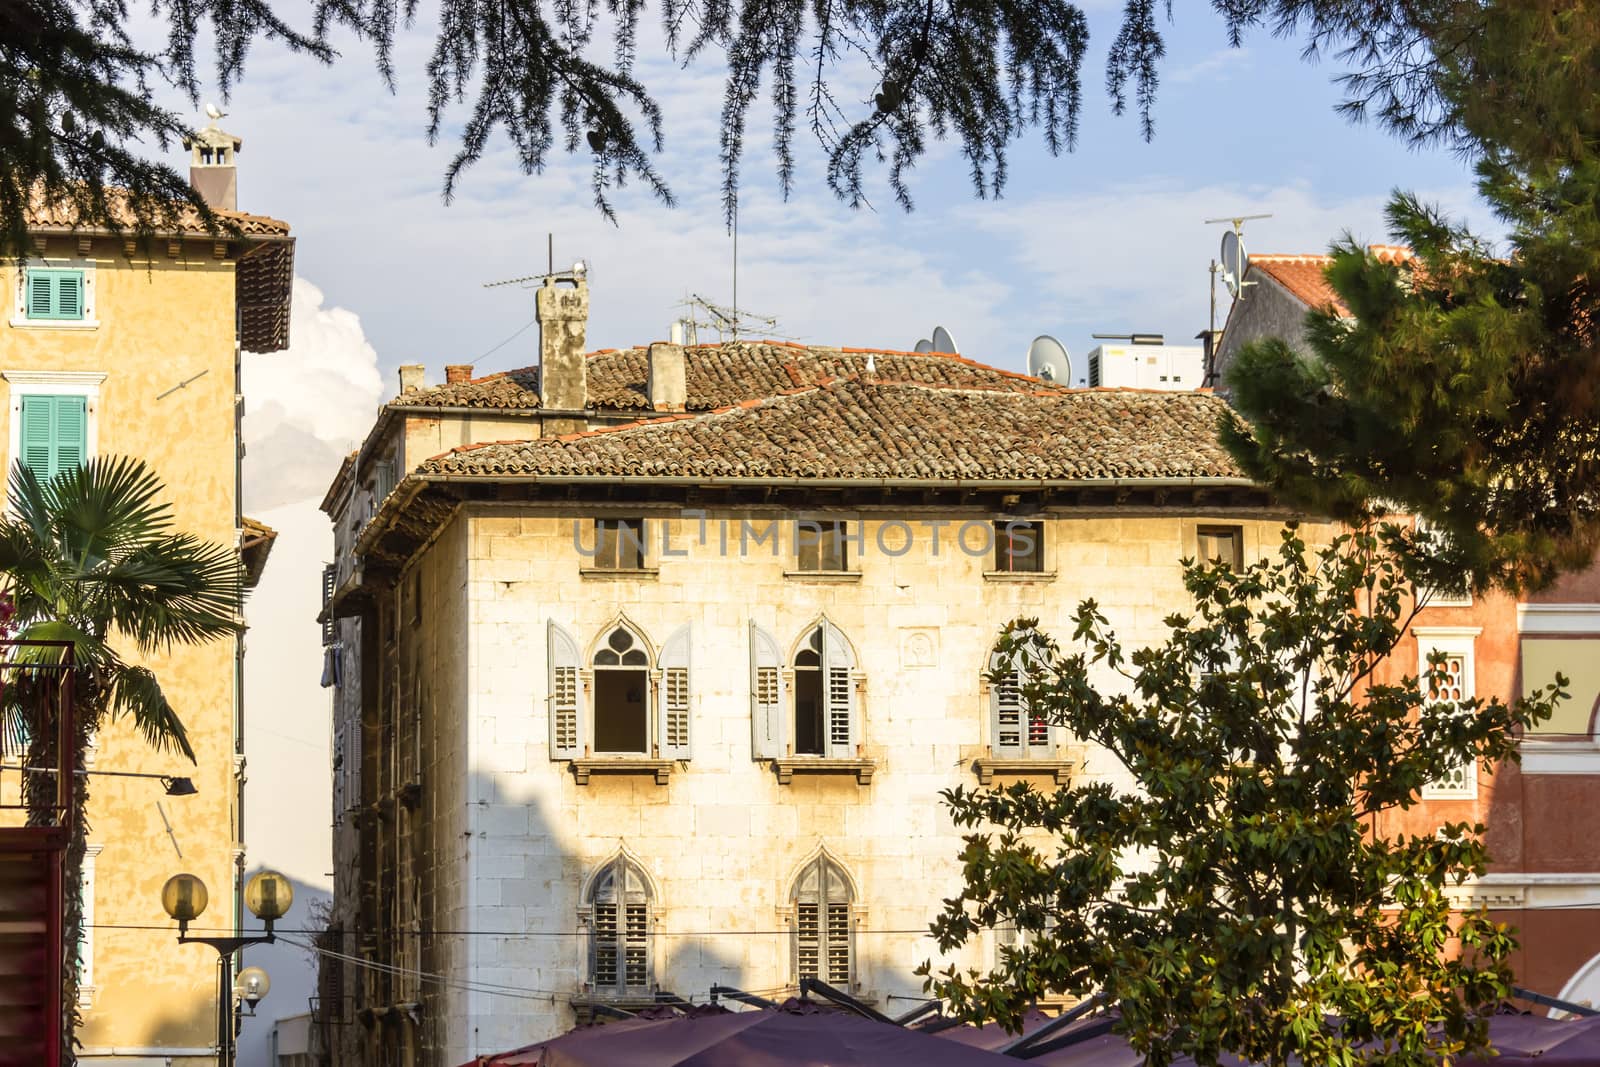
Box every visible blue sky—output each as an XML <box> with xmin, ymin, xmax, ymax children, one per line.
<box><xmin>190</xmin><ymin>1</ymin><xmax>1491</xmax><ymax>391</ymax></box>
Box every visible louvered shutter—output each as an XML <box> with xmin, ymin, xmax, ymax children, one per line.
<box><xmin>592</xmin><ymin>901</ymin><xmax>618</xmax><ymax>988</ymax></box>
<box><xmin>991</xmin><ymin>657</ymin><xmax>1025</xmax><ymax>755</ymax></box>
<box><xmin>19</xmin><ymin>396</ymin><xmax>55</xmax><ymax>478</ymax></box>
<box><xmin>547</xmin><ymin>619</ymin><xmax>583</xmax><ymax>759</ymax></box>
<box><xmin>53</xmin><ymin>396</ymin><xmax>86</xmax><ymax>473</ymax></box>
<box><xmin>749</xmin><ymin>621</ymin><xmax>785</xmax><ymax>759</ymax></box>
<box><xmin>54</xmin><ymin>273</ymin><xmax>82</xmax><ymax>318</ymax></box>
<box><xmin>658</xmin><ymin>625</ymin><xmax>692</xmax><ymax>759</ymax></box>
<box><xmin>26</xmin><ymin>272</ymin><xmax>54</xmax><ymax>319</ymax></box>
<box><xmin>825</xmin><ymin>902</ymin><xmax>851</xmax><ymax>984</ymax></box>
<box><xmin>821</xmin><ymin>621</ymin><xmax>856</xmax><ymax>758</ymax></box>
<box><xmin>795</xmin><ymin>901</ymin><xmax>819</xmax><ymax>979</ymax></box>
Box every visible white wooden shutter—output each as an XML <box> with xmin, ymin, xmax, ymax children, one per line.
<box><xmin>821</xmin><ymin>621</ymin><xmax>856</xmax><ymax>758</ymax></box>
<box><xmin>547</xmin><ymin>619</ymin><xmax>583</xmax><ymax>759</ymax></box>
<box><xmin>658</xmin><ymin>624</ymin><xmax>692</xmax><ymax>760</ymax></box>
<box><xmin>990</xmin><ymin>655</ymin><xmax>1025</xmax><ymax>755</ymax></box>
<box><xmin>750</xmin><ymin>621</ymin><xmax>785</xmax><ymax>759</ymax></box>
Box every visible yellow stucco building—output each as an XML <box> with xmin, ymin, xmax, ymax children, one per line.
<box><xmin>1</xmin><ymin>138</ymin><xmax>293</xmax><ymax>1064</ymax></box>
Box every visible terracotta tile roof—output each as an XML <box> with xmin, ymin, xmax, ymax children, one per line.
<box><xmin>1250</xmin><ymin>245</ymin><xmax>1413</xmax><ymax>314</ymax></box>
<box><xmin>420</xmin><ymin>379</ymin><xmax>1244</xmax><ymax>483</ymax></box>
<box><xmin>23</xmin><ymin>187</ymin><xmax>290</xmax><ymax>237</ymax></box>
<box><xmin>389</xmin><ymin>341</ymin><xmax>1054</xmax><ymax>411</ymax></box>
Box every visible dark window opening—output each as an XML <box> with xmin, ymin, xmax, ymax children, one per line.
<box><xmin>794</xmin><ymin>633</ymin><xmax>824</xmax><ymax>756</ymax></box>
<box><xmin>994</xmin><ymin>521</ymin><xmax>1044</xmax><ymax>572</ymax></box>
<box><xmin>796</xmin><ymin>521</ymin><xmax>847</xmax><ymax>571</ymax></box>
<box><xmin>594</xmin><ymin>627</ymin><xmax>651</xmax><ymax>753</ymax></box>
<box><xmin>594</xmin><ymin>518</ymin><xmax>646</xmax><ymax>569</ymax></box>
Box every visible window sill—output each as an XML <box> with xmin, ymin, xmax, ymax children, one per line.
<box><xmin>783</xmin><ymin>570</ymin><xmax>861</xmax><ymax>583</ymax></box>
<box><xmin>580</xmin><ymin>567</ymin><xmax>660</xmax><ymax>580</ymax></box>
<box><xmin>973</xmin><ymin>757</ymin><xmax>1074</xmax><ymax>785</ymax></box>
<box><xmin>771</xmin><ymin>757</ymin><xmax>876</xmax><ymax>784</ymax></box>
<box><xmin>7</xmin><ymin>316</ymin><xmax>99</xmax><ymax>330</ymax></box>
<box><xmin>571</xmin><ymin>757</ymin><xmax>675</xmax><ymax>785</ymax></box>
<box><xmin>983</xmin><ymin>570</ymin><xmax>1057</xmax><ymax>583</ymax></box>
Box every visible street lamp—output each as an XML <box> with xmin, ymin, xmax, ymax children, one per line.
<box><xmin>161</xmin><ymin>869</ymin><xmax>292</xmax><ymax>1067</ymax></box>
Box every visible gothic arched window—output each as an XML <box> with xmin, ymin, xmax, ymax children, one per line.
<box><xmin>791</xmin><ymin>853</ymin><xmax>853</xmax><ymax>986</ymax></box>
<box><xmin>586</xmin><ymin>855</ymin><xmax>652</xmax><ymax>996</ymax></box>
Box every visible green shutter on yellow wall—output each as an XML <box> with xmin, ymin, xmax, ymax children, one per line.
<box><xmin>18</xmin><ymin>395</ymin><xmax>88</xmax><ymax>481</ymax></box>
<box><xmin>23</xmin><ymin>269</ymin><xmax>87</xmax><ymax>321</ymax></box>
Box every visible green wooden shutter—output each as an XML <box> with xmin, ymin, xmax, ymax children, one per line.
<box><xmin>23</xmin><ymin>270</ymin><xmax>86</xmax><ymax>321</ymax></box>
<box><xmin>19</xmin><ymin>396</ymin><xmax>54</xmax><ymax>478</ymax></box>
<box><xmin>53</xmin><ymin>396</ymin><xmax>86</xmax><ymax>473</ymax></box>
<box><xmin>18</xmin><ymin>395</ymin><xmax>87</xmax><ymax>481</ymax></box>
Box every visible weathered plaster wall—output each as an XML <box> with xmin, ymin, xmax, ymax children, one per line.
<box><xmin>1</xmin><ymin>242</ymin><xmax>242</xmax><ymax>1064</ymax></box>
<box><xmin>437</xmin><ymin>507</ymin><xmax>1321</xmax><ymax>1060</ymax></box>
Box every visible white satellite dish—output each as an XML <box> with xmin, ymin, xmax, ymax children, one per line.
<box><xmin>930</xmin><ymin>326</ymin><xmax>959</xmax><ymax>355</ymax></box>
<box><xmin>1220</xmin><ymin>229</ymin><xmax>1249</xmax><ymax>298</ymax></box>
<box><xmin>1027</xmin><ymin>335</ymin><xmax>1072</xmax><ymax>385</ymax></box>
<box><xmin>913</xmin><ymin>338</ymin><xmax>933</xmax><ymax>353</ymax></box>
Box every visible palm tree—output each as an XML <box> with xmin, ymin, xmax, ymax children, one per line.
<box><xmin>0</xmin><ymin>456</ymin><xmax>242</xmax><ymax>1060</ymax></box>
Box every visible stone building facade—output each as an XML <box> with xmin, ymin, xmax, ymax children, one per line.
<box><xmin>318</xmin><ymin>276</ymin><xmax>1312</xmax><ymax>1064</ymax></box>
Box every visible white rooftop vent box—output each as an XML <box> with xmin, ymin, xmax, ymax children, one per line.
<box><xmin>1086</xmin><ymin>342</ymin><xmax>1204</xmax><ymax>391</ymax></box>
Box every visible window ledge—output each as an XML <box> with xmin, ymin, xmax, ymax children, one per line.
<box><xmin>8</xmin><ymin>316</ymin><xmax>99</xmax><ymax>330</ymax></box>
<box><xmin>771</xmin><ymin>757</ymin><xmax>876</xmax><ymax>784</ymax></box>
<box><xmin>782</xmin><ymin>570</ymin><xmax>861</xmax><ymax>583</ymax></box>
<box><xmin>571</xmin><ymin>757</ymin><xmax>675</xmax><ymax>785</ymax></box>
<box><xmin>983</xmin><ymin>570</ymin><xmax>1057</xmax><ymax>583</ymax></box>
<box><xmin>973</xmin><ymin>757</ymin><xmax>1074</xmax><ymax>785</ymax></box>
<box><xmin>580</xmin><ymin>567</ymin><xmax>660</xmax><ymax>580</ymax></box>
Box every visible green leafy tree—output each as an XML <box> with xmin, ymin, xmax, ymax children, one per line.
<box><xmin>1224</xmin><ymin>5</ymin><xmax>1600</xmax><ymax>592</ymax></box>
<box><xmin>923</xmin><ymin>527</ymin><xmax>1565</xmax><ymax>1067</ymax></box>
<box><xmin>0</xmin><ymin>457</ymin><xmax>243</xmax><ymax>1062</ymax></box>
<box><xmin>0</xmin><ymin>0</ymin><xmax>1508</xmax><ymax>247</ymax></box>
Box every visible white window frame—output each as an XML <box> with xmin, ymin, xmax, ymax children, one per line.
<box><xmin>1416</xmin><ymin>626</ymin><xmax>1480</xmax><ymax>800</ymax></box>
<box><xmin>10</xmin><ymin>258</ymin><xmax>99</xmax><ymax>329</ymax></box>
<box><xmin>3</xmin><ymin>370</ymin><xmax>105</xmax><ymax>474</ymax></box>
<box><xmin>79</xmin><ymin>843</ymin><xmax>102</xmax><ymax>1007</ymax></box>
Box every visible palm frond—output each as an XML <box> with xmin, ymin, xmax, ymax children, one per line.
<box><xmin>99</xmin><ymin>534</ymin><xmax>242</xmax><ymax>653</ymax></box>
<box><xmin>107</xmin><ymin>665</ymin><xmax>195</xmax><ymax>763</ymax></box>
<box><xmin>42</xmin><ymin>456</ymin><xmax>173</xmax><ymax>566</ymax></box>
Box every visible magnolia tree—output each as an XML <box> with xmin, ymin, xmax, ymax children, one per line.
<box><xmin>922</xmin><ymin>526</ymin><xmax>1565</xmax><ymax>1067</ymax></box>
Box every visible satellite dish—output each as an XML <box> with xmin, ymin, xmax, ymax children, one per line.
<box><xmin>1027</xmin><ymin>335</ymin><xmax>1072</xmax><ymax>385</ymax></box>
<box><xmin>913</xmin><ymin>338</ymin><xmax>933</xmax><ymax>353</ymax></box>
<box><xmin>930</xmin><ymin>326</ymin><xmax>959</xmax><ymax>355</ymax></box>
<box><xmin>1220</xmin><ymin>230</ymin><xmax>1249</xmax><ymax>298</ymax></box>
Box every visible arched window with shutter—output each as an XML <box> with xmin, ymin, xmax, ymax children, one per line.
<box><xmin>989</xmin><ymin>630</ymin><xmax>1054</xmax><ymax>757</ymax></box>
<box><xmin>584</xmin><ymin>854</ymin><xmax>654</xmax><ymax>997</ymax></box>
<box><xmin>592</xmin><ymin>621</ymin><xmax>652</xmax><ymax>754</ymax></box>
<box><xmin>792</xmin><ymin>621</ymin><xmax>856</xmax><ymax>758</ymax></box>
<box><xmin>790</xmin><ymin>851</ymin><xmax>855</xmax><ymax>987</ymax></box>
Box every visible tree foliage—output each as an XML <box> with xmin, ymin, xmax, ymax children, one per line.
<box><xmin>923</xmin><ymin>527</ymin><xmax>1564</xmax><ymax>1067</ymax></box>
<box><xmin>0</xmin><ymin>456</ymin><xmax>243</xmax><ymax>1063</ymax></box>
<box><xmin>1224</xmin><ymin>3</ymin><xmax>1600</xmax><ymax>592</ymax></box>
<box><xmin>1</xmin><ymin>0</ymin><xmax>1521</xmax><ymax>250</ymax></box>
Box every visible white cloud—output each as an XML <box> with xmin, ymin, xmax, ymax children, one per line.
<box><xmin>1169</xmin><ymin>47</ymin><xmax>1253</xmax><ymax>85</ymax></box>
<box><xmin>241</xmin><ymin>278</ymin><xmax>386</xmax><ymax>512</ymax></box>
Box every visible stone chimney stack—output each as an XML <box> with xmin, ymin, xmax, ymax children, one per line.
<box><xmin>647</xmin><ymin>343</ymin><xmax>686</xmax><ymax>412</ymax></box>
<box><xmin>537</xmin><ymin>275</ymin><xmax>589</xmax><ymax>433</ymax></box>
<box><xmin>445</xmin><ymin>364</ymin><xmax>474</xmax><ymax>384</ymax></box>
<box><xmin>398</xmin><ymin>364</ymin><xmax>426</xmax><ymax>394</ymax></box>
<box><xmin>182</xmin><ymin>120</ymin><xmax>243</xmax><ymax>211</ymax></box>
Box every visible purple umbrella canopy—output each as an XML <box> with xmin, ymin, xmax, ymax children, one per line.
<box><xmin>468</xmin><ymin>1002</ymin><xmax>1027</xmax><ymax>1067</ymax></box>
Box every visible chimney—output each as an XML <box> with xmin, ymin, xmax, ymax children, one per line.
<box><xmin>537</xmin><ymin>275</ymin><xmax>589</xmax><ymax>433</ymax></box>
<box><xmin>398</xmin><ymin>364</ymin><xmax>426</xmax><ymax>394</ymax></box>
<box><xmin>445</xmin><ymin>364</ymin><xmax>474</xmax><ymax>384</ymax></box>
<box><xmin>647</xmin><ymin>343</ymin><xmax>686</xmax><ymax>412</ymax></box>
<box><xmin>182</xmin><ymin>121</ymin><xmax>242</xmax><ymax>211</ymax></box>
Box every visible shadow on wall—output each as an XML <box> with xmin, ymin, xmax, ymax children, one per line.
<box><xmin>448</xmin><ymin>769</ymin><xmax>940</xmax><ymax>1063</ymax></box>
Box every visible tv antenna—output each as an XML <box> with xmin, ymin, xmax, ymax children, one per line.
<box><xmin>484</xmin><ymin>233</ymin><xmax>589</xmax><ymax>291</ymax></box>
<box><xmin>1203</xmin><ymin>212</ymin><xmax>1272</xmax><ymax>338</ymax></box>
<box><xmin>673</xmin><ymin>293</ymin><xmax>783</xmax><ymax>345</ymax></box>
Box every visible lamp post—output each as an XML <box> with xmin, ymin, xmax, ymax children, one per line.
<box><xmin>161</xmin><ymin>869</ymin><xmax>292</xmax><ymax>1067</ymax></box>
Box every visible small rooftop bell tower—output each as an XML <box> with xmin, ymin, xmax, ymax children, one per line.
<box><xmin>182</xmin><ymin>106</ymin><xmax>242</xmax><ymax>211</ymax></box>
